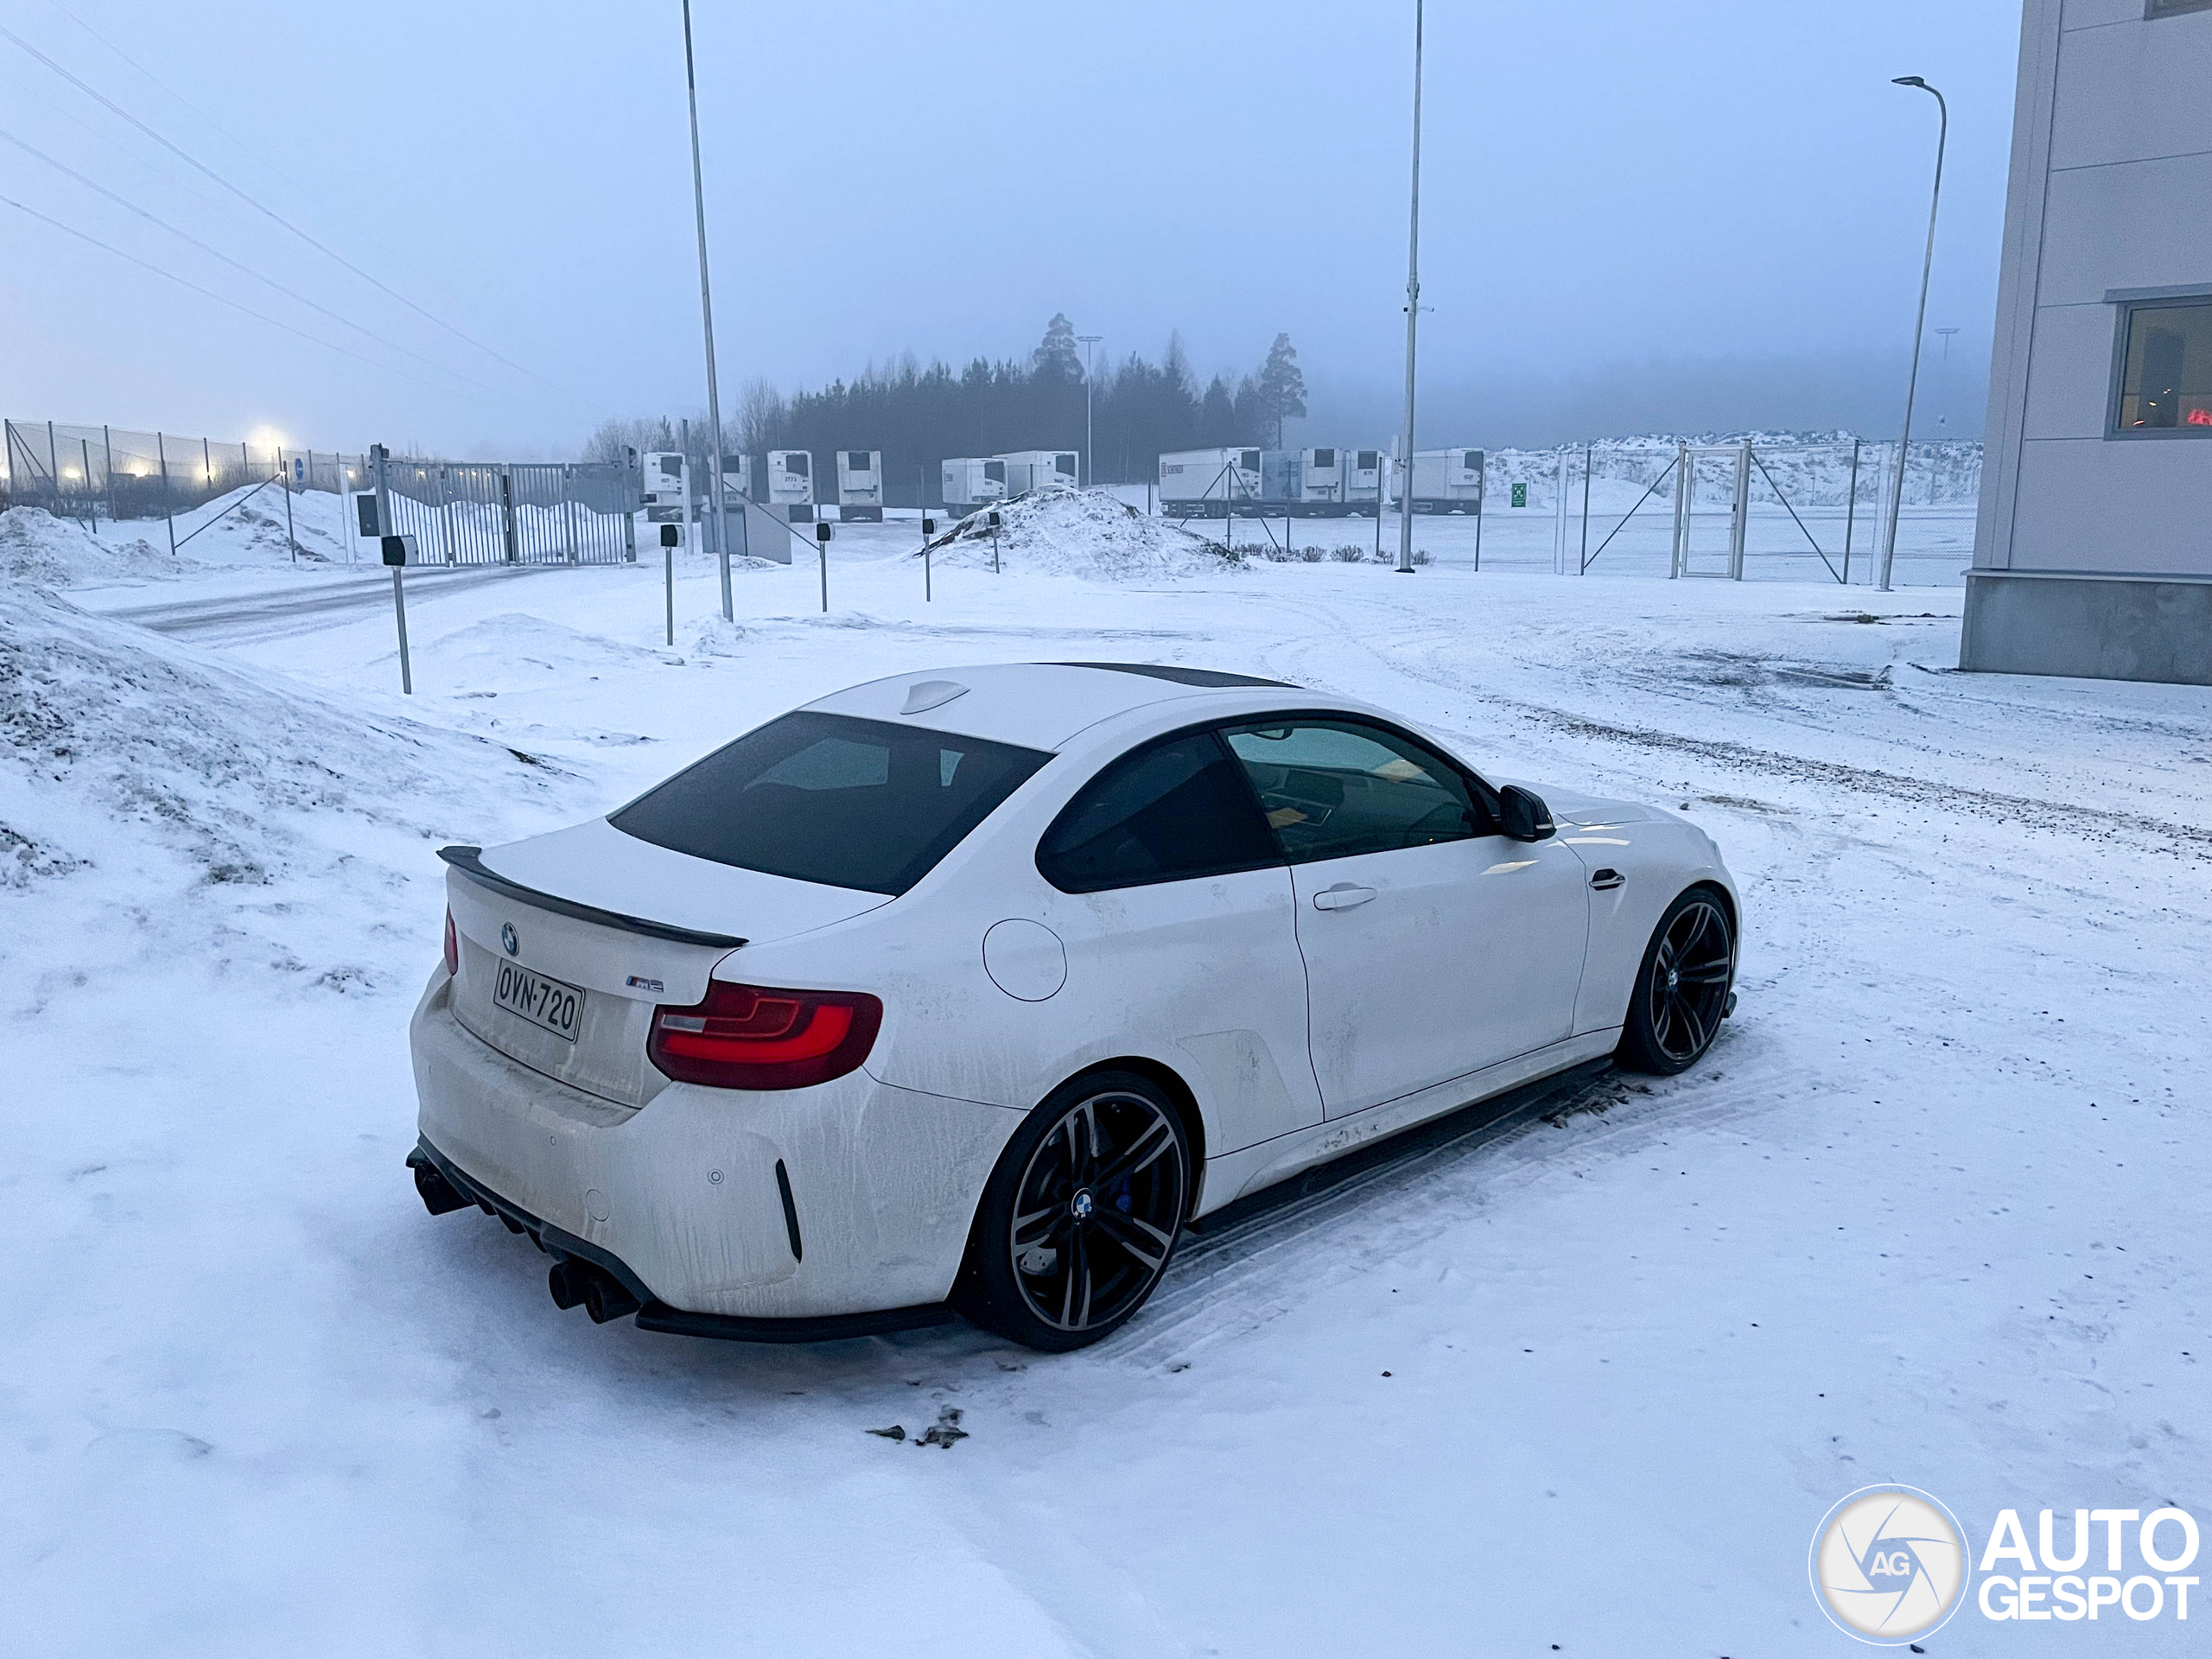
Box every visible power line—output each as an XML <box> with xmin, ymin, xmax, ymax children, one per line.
<box><xmin>0</xmin><ymin>18</ymin><xmax>564</xmax><ymax>395</ymax></box>
<box><xmin>0</xmin><ymin>188</ymin><xmax>488</xmax><ymax>395</ymax></box>
<box><xmin>0</xmin><ymin>125</ymin><xmax>492</xmax><ymax>395</ymax></box>
<box><xmin>39</xmin><ymin>0</ymin><xmax>319</xmax><ymax>202</ymax></box>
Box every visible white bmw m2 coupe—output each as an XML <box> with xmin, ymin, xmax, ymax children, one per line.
<box><xmin>409</xmin><ymin>663</ymin><xmax>1738</xmax><ymax>1351</ymax></box>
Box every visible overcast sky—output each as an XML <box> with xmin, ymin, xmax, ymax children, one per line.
<box><xmin>0</xmin><ymin>0</ymin><xmax>2023</xmax><ymax>458</ymax></box>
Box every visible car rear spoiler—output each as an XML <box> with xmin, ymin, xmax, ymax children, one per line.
<box><xmin>437</xmin><ymin>844</ymin><xmax>748</xmax><ymax>950</ymax></box>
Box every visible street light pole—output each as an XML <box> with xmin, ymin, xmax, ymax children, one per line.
<box><xmin>1395</xmin><ymin>0</ymin><xmax>1426</xmax><ymax>575</ymax></box>
<box><xmin>1880</xmin><ymin>74</ymin><xmax>1946</xmax><ymax>594</ymax></box>
<box><xmin>680</xmin><ymin>0</ymin><xmax>733</xmax><ymax>620</ymax></box>
<box><xmin>1077</xmin><ymin>334</ymin><xmax>1103</xmax><ymax>487</ymax></box>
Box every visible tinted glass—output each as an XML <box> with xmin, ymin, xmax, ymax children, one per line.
<box><xmin>1037</xmin><ymin>731</ymin><xmax>1280</xmax><ymax>893</ymax></box>
<box><xmin>2116</xmin><ymin>300</ymin><xmax>2212</xmax><ymax>430</ymax></box>
<box><xmin>1223</xmin><ymin>719</ymin><xmax>1489</xmax><ymax>864</ymax></box>
<box><xmin>612</xmin><ymin>712</ymin><xmax>1050</xmax><ymax>895</ymax></box>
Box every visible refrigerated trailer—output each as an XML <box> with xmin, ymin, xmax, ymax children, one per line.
<box><xmin>1395</xmin><ymin>448</ymin><xmax>1485</xmax><ymax>513</ymax></box>
<box><xmin>836</xmin><ymin>449</ymin><xmax>883</xmax><ymax>521</ymax></box>
<box><xmin>995</xmin><ymin>450</ymin><xmax>1079</xmax><ymax>497</ymax></box>
<box><xmin>1344</xmin><ymin>448</ymin><xmax>1386</xmax><ymax>513</ymax></box>
<box><xmin>720</xmin><ymin>454</ymin><xmax>753</xmax><ymax>501</ymax></box>
<box><xmin>942</xmin><ymin>456</ymin><xmax>1006</xmax><ymax>513</ymax></box>
<box><xmin>1159</xmin><ymin>448</ymin><xmax>1262</xmax><ymax>517</ymax></box>
<box><xmin>1294</xmin><ymin>447</ymin><xmax>1354</xmax><ymax>513</ymax></box>
<box><xmin>640</xmin><ymin>450</ymin><xmax>688</xmax><ymax>523</ymax></box>
<box><xmin>766</xmin><ymin>450</ymin><xmax>815</xmax><ymax>522</ymax></box>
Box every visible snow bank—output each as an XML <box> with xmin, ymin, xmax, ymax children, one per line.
<box><xmin>0</xmin><ymin>582</ymin><xmax>576</xmax><ymax>895</ymax></box>
<box><xmin>927</xmin><ymin>487</ymin><xmax>1239</xmax><ymax>581</ymax></box>
<box><xmin>0</xmin><ymin>506</ymin><xmax>178</xmax><ymax>590</ymax></box>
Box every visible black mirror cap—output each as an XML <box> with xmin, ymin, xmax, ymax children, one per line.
<box><xmin>1498</xmin><ymin>785</ymin><xmax>1555</xmax><ymax>842</ymax></box>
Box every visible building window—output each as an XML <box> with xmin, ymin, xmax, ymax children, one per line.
<box><xmin>2145</xmin><ymin>0</ymin><xmax>2212</xmax><ymax>17</ymax></box>
<box><xmin>2112</xmin><ymin>297</ymin><xmax>2212</xmax><ymax>435</ymax></box>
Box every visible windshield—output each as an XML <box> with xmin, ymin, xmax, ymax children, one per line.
<box><xmin>610</xmin><ymin>712</ymin><xmax>1051</xmax><ymax>895</ymax></box>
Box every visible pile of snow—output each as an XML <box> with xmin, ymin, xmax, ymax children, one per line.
<box><xmin>0</xmin><ymin>507</ymin><xmax>179</xmax><ymax>590</ymax></box>
<box><xmin>420</xmin><ymin>613</ymin><xmax>685</xmax><ymax>682</ymax></box>
<box><xmin>927</xmin><ymin>487</ymin><xmax>1239</xmax><ymax>581</ymax></box>
<box><xmin>0</xmin><ymin>581</ymin><xmax>578</xmax><ymax>898</ymax></box>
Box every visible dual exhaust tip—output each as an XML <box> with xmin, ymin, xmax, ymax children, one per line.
<box><xmin>412</xmin><ymin>1156</ymin><xmax>641</xmax><ymax>1325</ymax></box>
<box><xmin>547</xmin><ymin>1255</ymin><xmax>641</xmax><ymax>1325</ymax></box>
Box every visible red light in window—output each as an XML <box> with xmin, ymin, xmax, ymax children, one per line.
<box><xmin>2187</xmin><ymin>408</ymin><xmax>2212</xmax><ymax>427</ymax></box>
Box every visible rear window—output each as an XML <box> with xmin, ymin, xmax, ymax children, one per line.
<box><xmin>610</xmin><ymin>712</ymin><xmax>1050</xmax><ymax>895</ymax></box>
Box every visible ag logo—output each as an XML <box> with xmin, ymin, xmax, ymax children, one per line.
<box><xmin>1810</xmin><ymin>1485</ymin><xmax>1970</xmax><ymax>1643</ymax></box>
<box><xmin>500</xmin><ymin>923</ymin><xmax>519</xmax><ymax>957</ymax></box>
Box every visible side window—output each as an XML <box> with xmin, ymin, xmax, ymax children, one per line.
<box><xmin>1221</xmin><ymin>719</ymin><xmax>1491</xmax><ymax>864</ymax></box>
<box><xmin>1037</xmin><ymin>731</ymin><xmax>1280</xmax><ymax>893</ymax></box>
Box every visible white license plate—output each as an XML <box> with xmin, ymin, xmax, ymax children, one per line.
<box><xmin>492</xmin><ymin>961</ymin><xmax>585</xmax><ymax>1043</ymax></box>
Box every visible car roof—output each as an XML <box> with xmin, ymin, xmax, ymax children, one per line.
<box><xmin>799</xmin><ymin>662</ymin><xmax>1306</xmax><ymax>751</ymax></box>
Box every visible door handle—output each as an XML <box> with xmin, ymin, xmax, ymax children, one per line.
<box><xmin>1312</xmin><ymin>883</ymin><xmax>1377</xmax><ymax>911</ymax></box>
<box><xmin>1589</xmin><ymin>868</ymin><xmax>1625</xmax><ymax>892</ymax></box>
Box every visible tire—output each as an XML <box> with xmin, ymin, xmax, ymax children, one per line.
<box><xmin>1616</xmin><ymin>887</ymin><xmax>1736</xmax><ymax>1076</ymax></box>
<box><xmin>955</xmin><ymin>1070</ymin><xmax>1190</xmax><ymax>1352</ymax></box>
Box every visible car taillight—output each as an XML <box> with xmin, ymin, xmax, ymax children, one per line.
<box><xmin>442</xmin><ymin>907</ymin><xmax>459</xmax><ymax>977</ymax></box>
<box><xmin>647</xmin><ymin>981</ymin><xmax>883</xmax><ymax>1091</ymax></box>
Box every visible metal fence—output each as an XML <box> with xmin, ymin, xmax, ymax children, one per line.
<box><xmin>373</xmin><ymin>448</ymin><xmax>641</xmax><ymax>566</ymax></box>
<box><xmin>3</xmin><ymin>417</ymin><xmax>364</xmax><ymax>529</ymax></box>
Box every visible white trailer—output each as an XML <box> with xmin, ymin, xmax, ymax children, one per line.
<box><xmin>1158</xmin><ymin>448</ymin><xmax>1262</xmax><ymax>517</ymax></box>
<box><xmin>994</xmin><ymin>449</ymin><xmax>1078</xmax><ymax>497</ymax></box>
<box><xmin>836</xmin><ymin>448</ymin><xmax>883</xmax><ymax>522</ymax></box>
<box><xmin>1395</xmin><ymin>448</ymin><xmax>1485</xmax><ymax>513</ymax></box>
<box><xmin>766</xmin><ymin>449</ymin><xmax>816</xmax><ymax>522</ymax></box>
<box><xmin>1343</xmin><ymin>448</ymin><xmax>1386</xmax><ymax>514</ymax></box>
<box><xmin>640</xmin><ymin>450</ymin><xmax>688</xmax><ymax>524</ymax></box>
<box><xmin>1297</xmin><ymin>447</ymin><xmax>1351</xmax><ymax>512</ymax></box>
<box><xmin>719</xmin><ymin>454</ymin><xmax>753</xmax><ymax>501</ymax></box>
<box><xmin>942</xmin><ymin>456</ymin><xmax>1006</xmax><ymax>512</ymax></box>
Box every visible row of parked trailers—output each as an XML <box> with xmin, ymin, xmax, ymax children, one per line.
<box><xmin>1158</xmin><ymin>447</ymin><xmax>1486</xmax><ymax>517</ymax></box>
<box><xmin>658</xmin><ymin>448</ymin><xmax>1083</xmax><ymax>522</ymax></box>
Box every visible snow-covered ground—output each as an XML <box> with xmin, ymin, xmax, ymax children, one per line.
<box><xmin>4</xmin><ymin>493</ymin><xmax>2205</xmax><ymax>1656</ymax></box>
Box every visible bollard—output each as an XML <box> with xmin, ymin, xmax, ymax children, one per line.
<box><xmin>815</xmin><ymin>520</ymin><xmax>831</xmax><ymax>613</ymax></box>
<box><xmin>380</xmin><ymin>534</ymin><xmax>417</xmax><ymax>695</ymax></box>
<box><xmin>921</xmin><ymin>516</ymin><xmax>936</xmax><ymax>602</ymax></box>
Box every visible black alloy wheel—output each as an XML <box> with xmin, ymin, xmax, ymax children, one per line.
<box><xmin>957</xmin><ymin>1071</ymin><xmax>1189</xmax><ymax>1352</ymax></box>
<box><xmin>1617</xmin><ymin>887</ymin><xmax>1736</xmax><ymax>1075</ymax></box>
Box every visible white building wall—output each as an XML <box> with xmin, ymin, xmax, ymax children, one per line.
<box><xmin>1965</xmin><ymin>0</ymin><xmax>2212</xmax><ymax>681</ymax></box>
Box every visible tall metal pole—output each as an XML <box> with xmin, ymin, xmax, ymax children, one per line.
<box><xmin>1880</xmin><ymin>76</ymin><xmax>1946</xmax><ymax>594</ymax></box>
<box><xmin>681</xmin><ymin>0</ymin><xmax>733</xmax><ymax>621</ymax></box>
<box><xmin>1078</xmin><ymin>334</ymin><xmax>1102</xmax><ymax>487</ymax></box>
<box><xmin>1395</xmin><ymin>0</ymin><xmax>1426</xmax><ymax>575</ymax></box>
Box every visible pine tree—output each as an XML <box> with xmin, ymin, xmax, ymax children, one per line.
<box><xmin>1255</xmin><ymin>333</ymin><xmax>1307</xmax><ymax>448</ymax></box>
<box><xmin>1033</xmin><ymin>313</ymin><xmax>1083</xmax><ymax>383</ymax></box>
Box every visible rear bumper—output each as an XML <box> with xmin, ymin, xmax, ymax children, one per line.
<box><xmin>407</xmin><ymin>972</ymin><xmax>1024</xmax><ymax>1325</ymax></box>
<box><xmin>408</xmin><ymin>1135</ymin><xmax>954</xmax><ymax>1342</ymax></box>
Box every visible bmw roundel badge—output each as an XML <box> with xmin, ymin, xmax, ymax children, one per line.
<box><xmin>500</xmin><ymin>923</ymin><xmax>519</xmax><ymax>957</ymax></box>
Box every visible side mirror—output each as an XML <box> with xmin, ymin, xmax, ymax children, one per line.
<box><xmin>1497</xmin><ymin>785</ymin><xmax>1554</xmax><ymax>842</ymax></box>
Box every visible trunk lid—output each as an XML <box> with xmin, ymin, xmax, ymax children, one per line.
<box><xmin>443</xmin><ymin>818</ymin><xmax>891</xmax><ymax>1108</ymax></box>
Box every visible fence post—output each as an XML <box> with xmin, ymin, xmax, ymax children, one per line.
<box><xmin>622</xmin><ymin>447</ymin><xmax>639</xmax><ymax>563</ymax></box>
<box><xmin>1579</xmin><ymin>441</ymin><xmax>1592</xmax><ymax>574</ymax></box>
<box><xmin>1841</xmin><ymin>438</ymin><xmax>1861</xmax><ymax>585</ymax></box>
<box><xmin>1472</xmin><ymin>454</ymin><xmax>1484</xmax><ymax>572</ymax></box>
<box><xmin>278</xmin><ymin>445</ymin><xmax>296</xmax><ymax>561</ymax></box>
<box><xmin>103</xmin><ymin>425</ymin><xmax>117</xmax><ymax>524</ymax></box>
<box><xmin>1553</xmin><ymin>448</ymin><xmax>1569</xmax><ymax>575</ymax></box>
<box><xmin>563</xmin><ymin>465</ymin><xmax>580</xmax><ymax>564</ymax></box>
<box><xmin>1728</xmin><ymin>441</ymin><xmax>1751</xmax><ymax>580</ymax></box>
<box><xmin>79</xmin><ymin>438</ymin><xmax>97</xmax><ymax>531</ymax></box>
<box><xmin>372</xmin><ymin>443</ymin><xmax>393</xmax><ymax>552</ymax></box>
<box><xmin>157</xmin><ymin>432</ymin><xmax>176</xmax><ymax>556</ymax></box>
<box><xmin>201</xmin><ymin>436</ymin><xmax>212</xmax><ymax>502</ymax></box>
<box><xmin>500</xmin><ymin>465</ymin><xmax>519</xmax><ymax>563</ymax></box>
<box><xmin>1669</xmin><ymin>442</ymin><xmax>1688</xmax><ymax>578</ymax></box>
